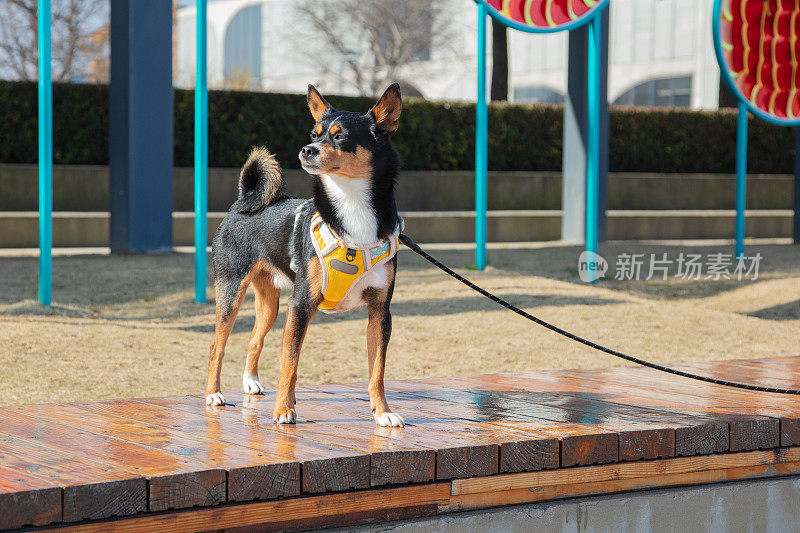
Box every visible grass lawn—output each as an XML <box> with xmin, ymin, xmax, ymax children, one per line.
<box><xmin>1</xmin><ymin>242</ymin><xmax>798</xmax><ymax>406</ymax></box>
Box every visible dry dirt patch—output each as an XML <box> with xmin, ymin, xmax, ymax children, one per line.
<box><xmin>1</xmin><ymin>242</ymin><xmax>798</xmax><ymax>406</ymax></box>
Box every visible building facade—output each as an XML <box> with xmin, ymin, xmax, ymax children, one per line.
<box><xmin>175</xmin><ymin>0</ymin><xmax>720</xmax><ymax>109</ymax></box>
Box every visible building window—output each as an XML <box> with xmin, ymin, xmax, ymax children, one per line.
<box><xmin>223</xmin><ymin>5</ymin><xmax>262</xmax><ymax>89</ymax></box>
<box><xmin>613</xmin><ymin>76</ymin><xmax>692</xmax><ymax>107</ymax></box>
<box><xmin>513</xmin><ymin>87</ymin><xmax>565</xmax><ymax>104</ymax></box>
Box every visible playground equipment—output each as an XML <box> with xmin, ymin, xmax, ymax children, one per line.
<box><xmin>37</xmin><ymin>0</ymin><xmax>52</xmax><ymax>305</ymax></box>
<box><xmin>35</xmin><ymin>0</ymin><xmax>208</xmax><ymax>305</ymax></box>
<box><xmin>713</xmin><ymin>0</ymin><xmax>800</xmax><ymax>257</ymax></box>
<box><xmin>472</xmin><ymin>0</ymin><xmax>610</xmax><ymax>270</ymax></box>
<box><xmin>32</xmin><ymin>1</ymin><xmax>799</xmax><ymax>304</ymax></box>
<box><xmin>195</xmin><ymin>0</ymin><xmax>208</xmax><ymax>303</ymax></box>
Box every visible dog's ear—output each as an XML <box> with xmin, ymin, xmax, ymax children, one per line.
<box><xmin>307</xmin><ymin>85</ymin><xmax>332</xmax><ymax>122</ymax></box>
<box><xmin>368</xmin><ymin>83</ymin><xmax>402</xmax><ymax>135</ymax></box>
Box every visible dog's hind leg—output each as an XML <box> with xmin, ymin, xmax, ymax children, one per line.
<box><xmin>206</xmin><ymin>275</ymin><xmax>249</xmax><ymax>406</ymax></box>
<box><xmin>242</xmin><ymin>273</ymin><xmax>280</xmax><ymax>395</ymax></box>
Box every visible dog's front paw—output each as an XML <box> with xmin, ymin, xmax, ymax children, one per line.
<box><xmin>242</xmin><ymin>373</ymin><xmax>265</xmax><ymax>395</ymax></box>
<box><xmin>273</xmin><ymin>405</ymin><xmax>296</xmax><ymax>424</ymax></box>
<box><xmin>375</xmin><ymin>412</ymin><xmax>405</xmax><ymax>428</ymax></box>
<box><xmin>206</xmin><ymin>392</ymin><xmax>226</xmax><ymax>406</ymax></box>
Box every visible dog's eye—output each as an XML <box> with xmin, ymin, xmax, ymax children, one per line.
<box><xmin>310</xmin><ymin>131</ymin><xmax>318</xmax><ymax>140</ymax></box>
<box><xmin>333</xmin><ymin>132</ymin><xmax>343</xmax><ymax>141</ymax></box>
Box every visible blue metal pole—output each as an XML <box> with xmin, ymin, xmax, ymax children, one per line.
<box><xmin>475</xmin><ymin>2</ymin><xmax>488</xmax><ymax>270</ymax></box>
<box><xmin>735</xmin><ymin>101</ymin><xmax>748</xmax><ymax>259</ymax></box>
<box><xmin>38</xmin><ymin>0</ymin><xmax>52</xmax><ymax>306</ymax></box>
<box><xmin>195</xmin><ymin>0</ymin><xmax>208</xmax><ymax>303</ymax></box>
<box><xmin>585</xmin><ymin>12</ymin><xmax>601</xmax><ymax>257</ymax></box>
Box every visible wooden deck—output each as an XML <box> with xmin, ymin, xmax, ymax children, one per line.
<box><xmin>3</xmin><ymin>357</ymin><xmax>800</xmax><ymax>532</ymax></box>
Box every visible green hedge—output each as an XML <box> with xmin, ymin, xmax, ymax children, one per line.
<box><xmin>0</xmin><ymin>80</ymin><xmax>795</xmax><ymax>173</ymax></box>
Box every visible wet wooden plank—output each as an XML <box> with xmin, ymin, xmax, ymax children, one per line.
<box><xmin>556</xmin><ymin>431</ymin><xmax>617</xmax><ymax>467</ymax></box>
<box><xmin>660</xmin><ymin>361</ymin><xmax>800</xmax><ymax>448</ymax></box>
<box><xmin>544</xmin><ymin>369</ymin><xmax>796</xmax><ymax>453</ymax></box>
<box><xmin>303</xmin><ymin>385</ymin><xmax>564</xmax><ymax>475</ymax></box>
<box><xmin>617</xmin><ymin>428</ymin><xmax>674</xmax><ymax>462</ymax></box>
<box><xmin>1</xmin><ymin>360</ymin><xmax>797</xmax><ymax>529</ymax></box>
<box><xmin>205</xmin><ymin>391</ymin><xmax>502</xmax><ymax>482</ymax></box>
<box><xmin>473</xmin><ymin>372</ymin><xmax>730</xmax><ymax>457</ymax></box>
<box><xmin>228</xmin><ymin>393</ymin><xmax>436</xmax><ymax>487</ymax></box>
<box><xmin>0</xmin><ymin>410</ymin><xmax>226</xmax><ymax>512</ymax></box>
<box><xmin>780</xmin><ymin>419</ymin><xmax>800</xmax><ymax>447</ymax></box>
<box><xmin>0</xmin><ymin>434</ymin><xmax>146</xmax><ymax>522</ymax></box>
<box><xmin>19</xmin><ymin>401</ymin><xmax>303</xmax><ymax>501</ymax></box>
<box><xmin>598</xmin><ymin>363</ymin><xmax>800</xmax><ymax>412</ymax></box>
<box><xmin>177</xmin><ymin>390</ymin><xmax>505</xmax><ymax>481</ymax></box>
<box><xmin>310</xmin><ymin>383</ymin><xmax>620</xmax><ymax>469</ymax></box>
<box><xmin>680</xmin><ymin>359</ymin><xmax>800</xmax><ymax>389</ymax></box>
<box><xmin>227</xmin><ymin>392</ymin><xmax>437</xmax><ymax>487</ymax></box>
<box><xmin>135</xmin><ymin>395</ymin><xmax>378</xmax><ymax>493</ymax></box>
<box><xmin>728</xmin><ymin>419</ymin><xmax>781</xmax><ymax>451</ymax></box>
<box><xmin>384</xmin><ymin>378</ymin><xmax>689</xmax><ymax>463</ymax></box>
<box><xmin>721</xmin><ymin>359</ymin><xmax>800</xmax><ymax>443</ymax></box>
<box><xmin>0</xmin><ymin>465</ymin><xmax>62</xmax><ymax>530</ymax></box>
<box><xmin>71</xmin><ymin>399</ymin><xmax>306</xmax><ymax>501</ymax></box>
<box><xmin>551</xmin><ymin>368</ymin><xmax>784</xmax><ymax>451</ymax></box>
<box><xmin>498</xmin><ymin>437</ymin><xmax>560</xmax><ymax>474</ymax></box>
<box><xmin>550</xmin><ymin>372</ymin><xmax>743</xmax><ymax>454</ymax></box>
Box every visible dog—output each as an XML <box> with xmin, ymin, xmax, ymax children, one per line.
<box><xmin>205</xmin><ymin>83</ymin><xmax>405</xmax><ymax>428</ymax></box>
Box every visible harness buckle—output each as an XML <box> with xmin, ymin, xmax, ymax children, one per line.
<box><xmin>346</xmin><ymin>248</ymin><xmax>357</xmax><ymax>262</ymax></box>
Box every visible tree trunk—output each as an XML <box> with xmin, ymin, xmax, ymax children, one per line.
<box><xmin>490</xmin><ymin>17</ymin><xmax>508</xmax><ymax>101</ymax></box>
<box><xmin>718</xmin><ymin>81</ymin><xmax>738</xmax><ymax>108</ymax></box>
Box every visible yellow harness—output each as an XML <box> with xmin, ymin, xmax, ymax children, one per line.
<box><xmin>307</xmin><ymin>212</ymin><xmax>401</xmax><ymax>313</ymax></box>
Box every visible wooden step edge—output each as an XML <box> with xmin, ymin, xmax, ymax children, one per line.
<box><xmin>35</xmin><ymin>482</ymin><xmax>452</xmax><ymax>533</ymax></box>
<box><xmin>451</xmin><ymin>446</ymin><xmax>800</xmax><ymax>496</ymax></box>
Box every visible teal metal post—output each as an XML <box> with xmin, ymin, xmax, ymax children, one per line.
<box><xmin>195</xmin><ymin>0</ymin><xmax>208</xmax><ymax>303</ymax></box>
<box><xmin>475</xmin><ymin>2</ymin><xmax>488</xmax><ymax>270</ymax></box>
<box><xmin>585</xmin><ymin>12</ymin><xmax>601</xmax><ymax>257</ymax></box>
<box><xmin>735</xmin><ymin>102</ymin><xmax>748</xmax><ymax>259</ymax></box>
<box><xmin>38</xmin><ymin>0</ymin><xmax>52</xmax><ymax>306</ymax></box>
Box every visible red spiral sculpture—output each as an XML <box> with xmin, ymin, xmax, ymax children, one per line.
<box><xmin>719</xmin><ymin>0</ymin><xmax>800</xmax><ymax>119</ymax></box>
<box><xmin>486</xmin><ymin>0</ymin><xmax>598</xmax><ymax>28</ymax></box>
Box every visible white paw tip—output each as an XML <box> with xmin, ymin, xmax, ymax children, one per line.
<box><xmin>242</xmin><ymin>375</ymin><xmax>265</xmax><ymax>395</ymax></box>
<box><xmin>273</xmin><ymin>411</ymin><xmax>296</xmax><ymax>424</ymax></box>
<box><xmin>206</xmin><ymin>392</ymin><xmax>225</xmax><ymax>406</ymax></box>
<box><xmin>375</xmin><ymin>412</ymin><xmax>405</xmax><ymax>428</ymax></box>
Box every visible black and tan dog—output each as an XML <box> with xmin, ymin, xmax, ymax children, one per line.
<box><xmin>205</xmin><ymin>84</ymin><xmax>405</xmax><ymax>427</ymax></box>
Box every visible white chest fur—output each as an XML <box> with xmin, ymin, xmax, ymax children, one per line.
<box><xmin>321</xmin><ymin>174</ymin><xmax>377</xmax><ymax>247</ymax></box>
<box><xmin>319</xmin><ymin>174</ymin><xmax>391</xmax><ymax>312</ymax></box>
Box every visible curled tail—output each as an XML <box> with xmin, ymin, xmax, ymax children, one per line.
<box><xmin>232</xmin><ymin>147</ymin><xmax>284</xmax><ymax>213</ymax></box>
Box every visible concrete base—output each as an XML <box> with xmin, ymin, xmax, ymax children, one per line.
<box><xmin>339</xmin><ymin>476</ymin><xmax>800</xmax><ymax>533</ymax></box>
<box><xmin>0</xmin><ymin>165</ymin><xmax>796</xmax><ymax>212</ymax></box>
<box><xmin>0</xmin><ymin>209</ymin><xmax>793</xmax><ymax>247</ymax></box>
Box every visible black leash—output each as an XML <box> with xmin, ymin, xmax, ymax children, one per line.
<box><xmin>399</xmin><ymin>233</ymin><xmax>800</xmax><ymax>396</ymax></box>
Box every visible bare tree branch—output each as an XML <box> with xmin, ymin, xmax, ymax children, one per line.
<box><xmin>0</xmin><ymin>0</ymin><xmax>108</xmax><ymax>82</ymax></box>
<box><xmin>291</xmin><ymin>0</ymin><xmax>458</xmax><ymax>96</ymax></box>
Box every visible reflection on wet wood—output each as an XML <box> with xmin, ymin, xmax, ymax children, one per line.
<box><xmin>2</xmin><ymin>357</ymin><xmax>800</xmax><ymax>530</ymax></box>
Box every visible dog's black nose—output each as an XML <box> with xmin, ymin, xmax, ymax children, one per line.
<box><xmin>301</xmin><ymin>145</ymin><xmax>318</xmax><ymax>159</ymax></box>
